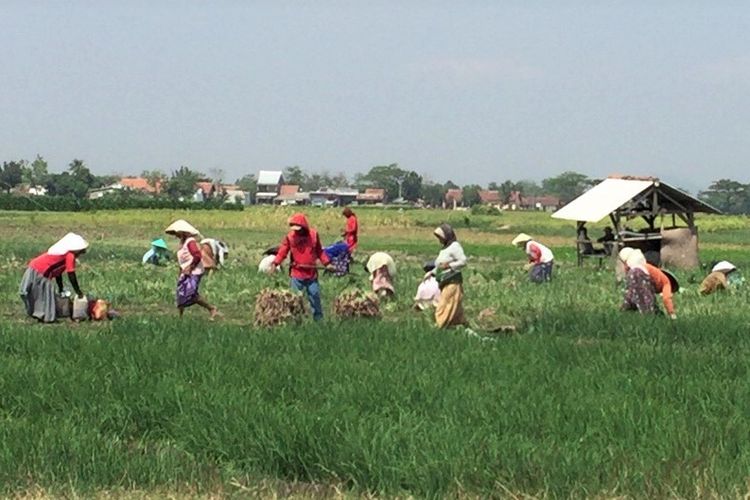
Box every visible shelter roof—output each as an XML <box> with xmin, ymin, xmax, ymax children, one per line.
<box><xmin>552</xmin><ymin>176</ymin><xmax>720</xmax><ymax>223</ymax></box>
<box><xmin>445</xmin><ymin>189</ymin><xmax>463</xmax><ymax>202</ymax></box>
<box><xmin>478</xmin><ymin>190</ymin><xmax>501</xmax><ymax>204</ymax></box>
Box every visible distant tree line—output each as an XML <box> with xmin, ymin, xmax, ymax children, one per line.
<box><xmin>1</xmin><ymin>156</ymin><xmax>747</xmax><ymax>213</ymax></box>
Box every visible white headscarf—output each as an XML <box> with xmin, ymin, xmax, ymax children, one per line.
<box><xmin>366</xmin><ymin>252</ymin><xmax>396</xmax><ymax>277</ymax></box>
<box><xmin>48</xmin><ymin>233</ymin><xmax>89</xmax><ymax>256</ymax></box>
<box><xmin>625</xmin><ymin>249</ymin><xmax>648</xmax><ymax>274</ymax></box>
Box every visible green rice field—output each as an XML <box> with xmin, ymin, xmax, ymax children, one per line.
<box><xmin>1</xmin><ymin>208</ymin><xmax>750</xmax><ymax>498</ymax></box>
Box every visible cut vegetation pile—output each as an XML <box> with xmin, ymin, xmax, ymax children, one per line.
<box><xmin>333</xmin><ymin>289</ymin><xmax>380</xmax><ymax>318</ymax></box>
<box><xmin>253</xmin><ymin>288</ymin><xmax>306</xmax><ymax>327</ymax></box>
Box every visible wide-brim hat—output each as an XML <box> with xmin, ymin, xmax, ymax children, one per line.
<box><xmin>712</xmin><ymin>261</ymin><xmax>736</xmax><ymax>273</ymax></box>
<box><xmin>48</xmin><ymin>233</ymin><xmax>89</xmax><ymax>255</ymax></box>
<box><xmin>165</xmin><ymin>219</ymin><xmax>200</xmax><ymax>236</ymax></box>
<box><xmin>662</xmin><ymin>269</ymin><xmax>680</xmax><ymax>293</ymax></box>
<box><xmin>618</xmin><ymin>247</ymin><xmax>635</xmax><ymax>263</ymax></box>
<box><xmin>511</xmin><ymin>233</ymin><xmax>532</xmax><ymax>246</ymax></box>
<box><xmin>151</xmin><ymin>238</ymin><xmax>168</xmax><ymax>250</ymax></box>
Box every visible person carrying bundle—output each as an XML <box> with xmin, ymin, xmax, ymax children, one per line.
<box><xmin>512</xmin><ymin>233</ymin><xmax>554</xmax><ymax>283</ymax></box>
<box><xmin>700</xmin><ymin>261</ymin><xmax>738</xmax><ymax>295</ymax></box>
<box><xmin>19</xmin><ymin>232</ymin><xmax>89</xmax><ymax>323</ymax></box>
<box><xmin>269</xmin><ymin>213</ymin><xmax>333</xmax><ymax>321</ymax></box>
<box><xmin>166</xmin><ymin>219</ymin><xmax>220</xmax><ymax>319</ymax></box>
<box><xmin>324</xmin><ymin>241</ymin><xmax>352</xmax><ymax>277</ymax></box>
<box><xmin>414</xmin><ymin>261</ymin><xmax>441</xmax><ymax>310</ymax></box>
<box><xmin>200</xmin><ymin>238</ymin><xmax>229</xmax><ymax>272</ymax></box>
<box><xmin>142</xmin><ymin>238</ymin><xmax>170</xmax><ymax>266</ymax></box>
<box><xmin>365</xmin><ymin>252</ymin><xmax>396</xmax><ymax>298</ymax></box>
<box><xmin>426</xmin><ymin>224</ymin><xmax>467</xmax><ymax>328</ymax></box>
<box><xmin>258</xmin><ymin>246</ymin><xmax>281</xmax><ymax>273</ymax></box>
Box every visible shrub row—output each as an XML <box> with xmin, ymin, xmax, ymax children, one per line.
<box><xmin>0</xmin><ymin>194</ymin><xmax>244</xmax><ymax>212</ymax></box>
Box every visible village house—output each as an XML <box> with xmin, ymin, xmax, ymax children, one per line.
<box><xmin>256</xmin><ymin>170</ymin><xmax>284</xmax><ymax>204</ymax></box>
<box><xmin>444</xmin><ymin>188</ymin><xmax>463</xmax><ymax>209</ymax></box>
<box><xmin>478</xmin><ymin>190</ymin><xmax>502</xmax><ymax>208</ymax></box>
<box><xmin>356</xmin><ymin>188</ymin><xmax>386</xmax><ymax>205</ymax></box>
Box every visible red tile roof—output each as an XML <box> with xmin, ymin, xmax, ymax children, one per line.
<box><xmin>356</xmin><ymin>188</ymin><xmax>386</xmax><ymax>202</ymax></box>
<box><xmin>445</xmin><ymin>189</ymin><xmax>463</xmax><ymax>203</ymax></box>
<box><xmin>279</xmin><ymin>184</ymin><xmax>300</xmax><ymax>196</ymax></box>
<box><xmin>478</xmin><ymin>190</ymin><xmax>502</xmax><ymax>204</ymax></box>
<box><xmin>120</xmin><ymin>177</ymin><xmax>160</xmax><ymax>193</ymax></box>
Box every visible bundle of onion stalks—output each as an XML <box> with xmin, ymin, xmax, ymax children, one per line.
<box><xmin>254</xmin><ymin>288</ymin><xmax>306</xmax><ymax>327</ymax></box>
<box><xmin>333</xmin><ymin>289</ymin><xmax>380</xmax><ymax>318</ymax></box>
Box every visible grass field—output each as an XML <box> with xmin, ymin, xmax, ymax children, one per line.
<box><xmin>2</xmin><ymin>207</ymin><xmax>750</xmax><ymax>498</ymax></box>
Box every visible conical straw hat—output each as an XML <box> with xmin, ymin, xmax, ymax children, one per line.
<box><xmin>165</xmin><ymin>219</ymin><xmax>200</xmax><ymax>236</ymax></box>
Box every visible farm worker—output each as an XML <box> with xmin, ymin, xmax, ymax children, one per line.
<box><xmin>324</xmin><ymin>241</ymin><xmax>352</xmax><ymax>277</ymax></box>
<box><xmin>142</xmin><ymin>238</ymin><xmax>170</xmax><ymax>266</ymax></box>
<box><xmin>342</xmin><ymin>207</ymin><xmax>358</xmax><ymax>252</ymax></box>
<box><xmin>512</xmin><ymin>233</ymin><xmax>554</xmax><ymax>283</ymax></box>
<box><xmin>200</xmin><ymin>238</ymin><xmax>229</xmax><ymax>271</ymax></box>
<box><xmin>597</xmin><ymin>227</ymin><xmax>616</xmax><ymax>255</ymax></box>
<box><xmin>414</xmin><ymin>261</ymin><xmax>441</xmax><ymax>310</ymax></box>
<box><xmin>620</xmin><ymin>248</ymin><xmax>657</xmax><ymax>314</ymax></box>
<box><xmin>700</xmin><ymin>261</ymin><xmax>737</xmax><ymax>295</ymax></box>
<box><xmin>426</xmin><ymin>223</ymin><xmax>467</xmax><ymax>328</ymax></box>
<box><xmin>165</xmin><ymin>219</ymin><xmax>220</xmax><ymax>319</ymax></box>
<box><xmin>19</xmin><ymin>232</ymin><xmax>88</xmax><ymax>323</ymax></box>
<box><xmin>270</xmin><ymin>213</ymin><xmax>333</xmax><ymax>321</ymax></box>
<box><xmin>258</xmin><ymin>246</ymin><xmax>281</xmax><ymax>273</ymax></box>
<box><xmin>619</xmin><ymin>247</ymin><xmax>678</xmax><ymax>318</ymax></box>
<box><xmin>365</xmin><ymin>252</ymin><xmax>396</xmax><ymax>298</ymax></box>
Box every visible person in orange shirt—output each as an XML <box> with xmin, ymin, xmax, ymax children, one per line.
<box><xmin>644</xmin><ymin>262</ymin><xmax>678</xmax><ymax>319</ymax></box>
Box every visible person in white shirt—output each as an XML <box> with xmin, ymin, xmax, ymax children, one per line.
<box><xmin>512</xmin><ymin>233</ymin><xmax>554</xmax><ymax>283</ymax></box>
<box><xmin>425</xmin><ymin>224</ymin><xmax>467</xmax><ymax>328</ymax></box>
<box><xmin>414</xmin><ymin>261</ymin><xmax>441</xmax><ymax>310</ymax></box>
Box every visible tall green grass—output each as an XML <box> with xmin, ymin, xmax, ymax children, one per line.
<box><xmin>1</xmin><ymin>208</ymin><xmax>750</xmax><ymax>497</ymax></box>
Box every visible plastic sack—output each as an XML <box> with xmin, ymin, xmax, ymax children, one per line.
<box><xmin>72</xmin><ymin>296</ymin><xmax>89</xmax><ymax>321</ymax></box>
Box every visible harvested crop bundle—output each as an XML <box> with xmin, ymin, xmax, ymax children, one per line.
<box><xmin>333</xmin><ymin>289</ymin><xmax>380</xmax><ymax>318</ymax></box>
<box><xmin>473</xmin><ymin>307</ymin><xmax>517</xmax><ymax>334</ymax></box>
<box><xmin>254</xmin><ymin>288</ymin><xmax>306</xmax><ymax>327</ymax></box>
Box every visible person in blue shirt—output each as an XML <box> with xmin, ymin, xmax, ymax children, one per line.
<box><xmin>142</xmin><ymin>238</ymin><xmax>170</xmax><ymax>266</ymax></box>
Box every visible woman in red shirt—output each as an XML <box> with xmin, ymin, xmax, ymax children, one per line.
<box><xmin>342</xmin><ymin>207</ymin><xmax>358</xmax><ymax>252</ymax></box>
<box><xmin>19</xmin><ymin>232</ymin><xmax>88</xmax><ymax>323</ymax></box>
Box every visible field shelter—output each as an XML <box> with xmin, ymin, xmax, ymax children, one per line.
<box><xmin>552</xmin><ymin>175</ymin><xmax>721</xmax><ymax>269</ymax></box>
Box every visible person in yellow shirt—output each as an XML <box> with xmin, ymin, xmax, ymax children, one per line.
<box><xmin>700</xmin><ymin>261</ymin><xmax>737</xmax><ymax>295</ymax></box>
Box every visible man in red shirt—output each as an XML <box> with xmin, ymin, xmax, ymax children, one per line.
<box><xmin>271</xmin><ymin>213</ymin><xmax>333</xmax><ymax>320</ymax></box>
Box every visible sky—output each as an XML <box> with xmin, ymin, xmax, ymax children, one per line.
<box><xmin>1</xmin><ymin>1</ymin><xmax>749</xmax><ymax>192</ymax></box>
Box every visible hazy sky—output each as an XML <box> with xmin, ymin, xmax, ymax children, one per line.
<box><xmin>1</xmin><ymin>1</ymin><xmax>748</xmax><ymax>191</ymax></box>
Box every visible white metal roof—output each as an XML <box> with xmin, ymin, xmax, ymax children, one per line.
<box><xmin>257</xmin><ymin>170</ymin><xmax>283</xmax><ymax>185</ymax></box>
<box><xmin>551</xmin><ymin>178</ymin><xmax>653</xmax><ymax>223</ymax></box>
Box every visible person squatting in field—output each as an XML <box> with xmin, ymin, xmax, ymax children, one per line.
<box><xmin>365</xmin><ymin>252</ymin><xmax>396</xmax><ymax>299</ymax></box>
<box><xmin>258</xmin><ymin>246</ymin><xmax>281</xmax><ymax>273</ymax></box>
<box><xmin>142</xmin><ymin>238</ymin><xmax>170</xmax><ymax>266</ymax></box>
<box><xmin>166</xmin><ymin>219</ymin><xmax>220</xmax><ymax>319</ymax></box>
<box><xmin>512</xmin><ymin>233</ymin><xmax>554</xmax><ymax>283</ymax></box>
<box><xmin>414</xmin><ymin>261</ymin><xmax>441</xmax><ymax>310</ymax></box>
<box><xmin>426</xmin><ymin>224</ymin><xmax>467</xmax><ymax>328</ymax></box>
<box><xmin>270</xmin><ymin>213</ymin><xmax>334</xmax><ymax>321</ymax></box>
<box><xmin>619</xmin><ymin>247</ymin><xmax>678</xmax><ymax>319</ymax></box>
<box><xmin>342</xmin><ymin>207</ymin><xmax>358</xmax><ymax>253</ymax></box>
<box><xmin>700</xmin><ymin>261</ymin><xmax>737</xmax><ymax>295</ymax></box>
<box><xmin>19</xmin><ymin>232</ymin><xmax>88</xmax><ymax>323</ymax></box>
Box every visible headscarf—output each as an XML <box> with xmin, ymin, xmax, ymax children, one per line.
<box><xmin>624</xmin><ymin>249</ymin><xmax>648</xmax><ymax>274</ymax></box>
<box><xmin>48</xmin><ymin>233</ymin><xmax>89</xmax><ymax>255</ymax></box>
<box><xmin>365</xmin><ymin>252</ymin><xmax>396</xmax><ymax>277</ymax></box>
<box><xmin>342</xmin><ymin>207</ymin><xmax>355</xmax><ymax>217</ymax></box>
<box><xmin>618</xmin><ymin>247</ymin><xmax>635</xmax><ymax>264</ymax></box>
<box><xmin>434</xmin><ymin>223</ymin><xmax>457</xmax><ymax>247</ymax></box>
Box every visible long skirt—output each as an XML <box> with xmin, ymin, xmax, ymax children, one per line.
<box><xmin>19</xmin><ymin>268</ymin><xmax>56</xmax><ymax>323</ymax></box>
<box><xmin>177</xmin><ymin>274</ymin><xmax>203</xmax><ymax>308</ymax></box>
<box><xmin>530</xmin><ymin>261</ymin><xmax>554</xmax><ymax>283</ymax></box>
<box><xmin>435</xmin><ymin>283</ymin><xmax>465</xmax><ymax>328</ymax></box>
<box><xmin>622</xmin><ymin>269</ymin><xmax>657</xmax><ymax>314</ymax></box>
